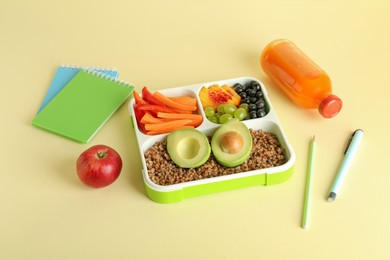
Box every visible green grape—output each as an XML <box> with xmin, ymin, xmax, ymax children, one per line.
<box><xmin>234</xmin><ymin>107</ymin><xmax>247</xmax><ymax>121</ymax></box>
<box><xmin>217</xmin><ymin>104</ymin><xmax>225</xmax><ymax>114</ymax></box>
<box><xmin>207</xmin><ymin>115</ymin><xmax>219</xmax><ymax>124</ymax></box>
<box><xmin>224</xmin><ymin>104</ymin><xmax>237</xmax><ymax>115</ymax></box>
<box><xmin>214</xmin><ymin>113</ymin><xmax>221</xmax><ymax>122</ymax></box>
<box><xmin>204</xmin><ymin>106</ymin><xmax>215</xmax><ymax>117</ymax></box>
<box><xmin>219</xmin><ymin>113</ymin><xmax>233</xmax><ymax>124</ymax></box>
<box><xmin>239</xmin><ymin>103</ymin><xmax>249</xmax><ymax>111</ymax></box>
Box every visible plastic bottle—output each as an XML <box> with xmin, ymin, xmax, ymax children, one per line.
<box><xmin>261</xmin><ymin>39</ymin><xmax>342</xmax><ymax>118</ymax></box>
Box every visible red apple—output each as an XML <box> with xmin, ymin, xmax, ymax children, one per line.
<box><xmin>76</xmin><ymin>145</ymin><xmax>122</xmax><ymax>188</ymax></box>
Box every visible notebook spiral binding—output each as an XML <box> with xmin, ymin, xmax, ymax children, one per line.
<box><xmin>60</xmin><ymin>64</ymin><xmax>118</xmax><ymax>73</ymax></box>
<box><xmin>82</xmin><ymin>68</ymin><xmax>133</xmax><ymax>88</ymax></box>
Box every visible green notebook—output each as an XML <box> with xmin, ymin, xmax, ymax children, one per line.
<box><xmin>32</xmin><ymin>70</ymin><xmax>134</xmax><ymax>143</ymax></box>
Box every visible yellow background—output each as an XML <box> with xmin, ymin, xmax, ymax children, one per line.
<box><xmin>1</xmin><ymin>1</ymin><xmax>389</xmax><ymax>259</ymax></box>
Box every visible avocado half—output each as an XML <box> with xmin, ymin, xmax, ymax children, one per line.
<box><xmin>211</xmin><ymin>118</ymin><xmax>252</xmax><ymax>167</ymax></box>
<box><xmin>167</xmin><ymin>129</ymin><xmax>211</xmax><ymax>168</ymax></box>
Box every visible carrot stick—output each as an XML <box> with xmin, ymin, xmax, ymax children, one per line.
<box><xmin>140</xmin><ymin>113</ymin><xmax>169</xmax><ymax>124</ymax></box>
<box><xmin>169</xmin><ymin>96</ymin><xmax>197</xmax><ymax>107</ymax></box>
<box><xmin>157</xmin><ymin>112</ymin><xmax>203</xmax><ymax>126</ymax></box>
<box><xmin>173</xmin><ymin>109</ymin><xmax>197</xmax><ymax>114</ymax></box>
<box><xmin>146</xmin><ymin>125</ymin><xmax>194</xmax><ymax>135</ymax></box>
<box><xmin>144</xmin><ymin>119</ymin><xmax>193</xmax><ymax>131</ymax></box>
<box><xmin>153</xmin><ymin>91</ymin><xmax>197</xmax><ymax>112</ymax></box>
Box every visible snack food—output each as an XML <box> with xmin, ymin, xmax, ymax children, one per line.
<box><xmin>129</xmin><ymin>77</ymin><xmax>295</xmax><ymax>203</ymax></box>
<box><xmin>145</xmin><ymin>128</ymin><xmax>285</xmax><ymax>186</ymax></box>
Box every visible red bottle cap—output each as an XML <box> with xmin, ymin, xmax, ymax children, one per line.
<box><xmin>319</xmin><ymin>95</ymin><xmax>342</xmax><ymax>118</ymax></box>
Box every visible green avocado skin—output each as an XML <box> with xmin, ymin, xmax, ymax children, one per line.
<box><xmin>211</xmin><ymin>118</ymin><xmax>252</xmax><ymax>168</ymax></box>
<box><xmin>167</xmin><ymin>129</ymin><xmax>211</xmax><ymax>169</ymax></box>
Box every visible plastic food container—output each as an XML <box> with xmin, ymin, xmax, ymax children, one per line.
<box><xmin>129</xmin><ymin>77</ymin><xmax>296</xmax><ymax>203</ymax></box>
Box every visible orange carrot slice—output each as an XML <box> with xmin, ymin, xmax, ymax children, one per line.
<box><xmin>144</xmin><ymin>119</ymin><xmax>193</xmax><ymax>131</ymax></box>
<box><xmin>157</xmin><ymin>112</ymin><xmax>203</xmax><ymax>126</ymax></box>
<box><xmin>140</xmin><ymin>113</ymin><xmax>169</xmax><ymax>124</ymax></box>
<box><xmin>146</xmin><ymin>125</ymin><xmax>194</xmax><ymax>135</ymax></box>
<box><xmin>153</xmin><ymin>91</ymin><xmax>197</xmax><ymax>112</ymax></box>
<box><xmin>169</xmin><ymin>96</ymin><xmax>197</xmax><ymax>107</ymax></box>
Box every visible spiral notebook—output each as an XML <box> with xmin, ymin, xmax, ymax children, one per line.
<box><xmin>32</xmin><ymin>69</ymin><xmax>134</xmax><ymax>143</ymax></box>
<box><xmin>37</xmin><ymin>65</ymin><xmax>119</xmax><ymax>113</ymax></box>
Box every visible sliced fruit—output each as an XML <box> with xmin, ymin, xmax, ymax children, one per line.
<box><xmin>222</xmin><ymin>85</ymin><xmax>241</xmax><ymax>106</ymax></box>
<box><xmin>211</xmin><ymin>118</ymin><xmax>252</xmax><ymax>167</ymax></box>
<box><xmin>167</xmin><ymin>129</ymin><xmax>211</xmax><ymax>168</ymax></box>
<box><xmin>199</xmin><ymin>84</ymin><xmax>241</xmax><ymax>109</ymax></box>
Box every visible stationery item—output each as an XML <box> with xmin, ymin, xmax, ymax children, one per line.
<box><xmin>32</xmin><ymin>69</ymin><xmax>134</xmax><ymax>143</ymax></box>
<box><xmin>37</xmin><ymin>65</ymin><xmax>119</xmax><ymax>113</ymax></box>
<box><xmin>302</xmin><ymin>135</ymin><xmax>316</xmax><ymax>229</ymax></box>
<box><xmin>328</xmin><ymin>129</ymin><xmax>364</xmax><ymax>202</ymax></box>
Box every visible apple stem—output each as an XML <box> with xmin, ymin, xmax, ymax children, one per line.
<box><xmin>97</xmin><ymin>150</ymin><xmax>107</xmax><ymax>159</ymax></box>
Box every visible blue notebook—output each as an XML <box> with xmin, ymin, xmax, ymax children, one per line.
<box><xmin>37</xmin><ymin>65</ymin><xmax>119</xmax><ymax>113</ymax></box>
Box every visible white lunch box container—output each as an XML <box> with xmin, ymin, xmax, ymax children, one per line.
<box><xmin>129</xmin><ymin>77</ymin><xmax>296</xmax><ymax>203</ymax></box>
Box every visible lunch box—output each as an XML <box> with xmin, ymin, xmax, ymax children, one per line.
<box><xmin>129</xmin><ymin>77</ymin><xmax>296</xmax><ymax>203</ymax></box>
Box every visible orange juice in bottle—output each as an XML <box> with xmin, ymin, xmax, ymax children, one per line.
<box><xmin>261</xmin><ymin>39</ymin><xmax>342</xmax><ymax>118</ymax></box>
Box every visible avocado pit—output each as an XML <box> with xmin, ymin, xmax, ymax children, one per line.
<box><xmin>220</xmin><ymin>131</ymin><xmax>243</xmax><ymax>154</ymax></box>
<box><xmin>211</xmin><ymin>118</ymin><xmax>252</xmax><ymax>167</ymax></box>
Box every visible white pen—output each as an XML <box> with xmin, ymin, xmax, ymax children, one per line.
<box><xmin>328</xmin><ymin>129</ymin><xmax>364</xmax><ymax>202</ymax></box>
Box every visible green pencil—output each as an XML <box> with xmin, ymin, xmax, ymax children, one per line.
<box><xmin>302</xmin><ymin>135</ymin><xmax>316</xmax><ymax>229</ymax></box>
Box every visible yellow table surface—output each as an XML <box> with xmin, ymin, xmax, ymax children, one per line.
<box><xmin>1</xmin><ymin>1</ymin><xmax>390</xmax><ymax>259</ymax></box>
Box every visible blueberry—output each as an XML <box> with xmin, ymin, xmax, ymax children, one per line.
<box><xmin>255</xmin><ymin>99</ymin><xmax>265</xmax><ymax>109</ymax></box>
<box><xmin>246</xmin><ymin>88</ymin><xmax>257</xmax><ymax>97</ymax></box>
<box><xmin>248</xmin><ymin>103</ymin><xmax>257</xmax><ymax>111</ymax></box>
<box><xmin>251</xmin><ymin>81</ymin><xmax>261</xmax><ymax>91</ymax></box>
<box><xmin>239</xmin><ymin>91</ymin><xmax>247</xmax><ymax>98</ymax></box>
<box><xmin>234</xmin><ymin>85</ymin><xmax>243</xmax><ymax>94</ymax></box>
<box><xmin>250</xmin><ymin>97</ymin><xmax>257</xmax><ymax>103</ymax></box>
<box><xmin>234</xmin><ymin>83</ymin><xmax>243</xmax><ymax>88</ymax></box>
<box><xmin>242</xmin><ymin>97</ymin><xmax>250</xmax><ymax>104</ymax></box>
<box><xmin>249</xmin><ymin>110</ymin><xmax>257</xmax><ymax>119</ymax></box>
<box><xmin>255</xmin><ymin>91</ymin><xmax>263</xmax><ymax>99</ymax></box>
<box><xmin>256</xmin><ymin>109</ymin><xmax>266</xmax><ymax>118</ymax></box>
